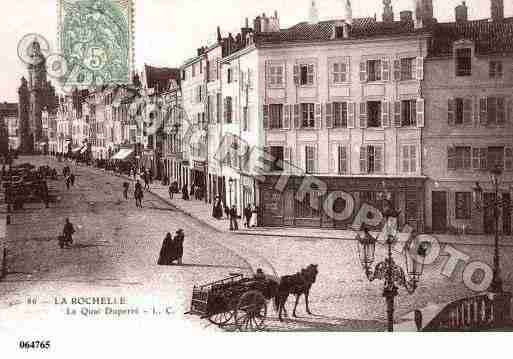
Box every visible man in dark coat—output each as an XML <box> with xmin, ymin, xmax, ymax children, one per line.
<box><xmin>212</xmin><ymin>196</ymin><xmax>223</xmax><ymax>219</ymax></box>
<box><xmin>70</xmin><ymin>173</ymin><xmax>76</xmax><ymax>186</ymax></box>
<box><xmin>123</xmin><ymin>182</ymin><xmax>130</xmax><ymax>200</ymax></box>
<box><xmin>243</xmin><ymin>204</ymin><xmax>252</xmax><ymax>228</ymax></box>
<box><xmin>157</xmin><ymin>233</ymin><xmax>176</xmax><ymax>265</ymax></box>
<box><xmin>134</xmin><ymin>180</ymin><xmax>144</xmax><ymax>208</ymax></box>
<box><xmin>62</xmin><ymin>218</ymin><xmax>75</xmax><ymax>247</ymax></box>
<box><xmin>182</xmin><ymin>184</ymin><xmax>190</xmax><ymax>200</ymax></box>
<box><xmin>229</xmin><ymin>205</ymin><xmax>239</xmax><ymax>231</ymax></box>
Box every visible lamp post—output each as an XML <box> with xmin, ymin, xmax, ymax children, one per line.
<box><xmin>228</xmin><ymin>177</ymin><xmax>234</xmax><ymax>207</ymax></box>
<box><xmin>356</xmin><ymin>193</ymin><xmax>428</xmax><ymax>332</ymax></box>
<box><xmin>473</xmin><ymin>164</ymin><xmax>506</xmax><ymax>293</ymax></box>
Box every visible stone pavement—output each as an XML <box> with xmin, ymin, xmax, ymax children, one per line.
<box><xmin>99</xmin><ymin>168</ymin><xmax>513</xmax><ymax>247</ymax></box>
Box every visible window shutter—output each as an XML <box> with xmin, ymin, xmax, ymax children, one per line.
<box><xmin>283</xmin><ymin>104</ymin><xmax>291</xmax><ymax>129</ymax></box>
<box><xmin>375</xmin><ymin>146</ymin><xmax>383</xmax><ymax>173</ymax></box>
<box><xmin>284</xmin><ymin>147</ymin><xmax>292</xmax><ymax>171</ymax></box>
<box><xmin>360</xmin><ymin>146</ymin><xmax>368</xmax><ymax>173</ymax></box>
<box><xmin>447</xmin><ymin>146</ymin><xmax>456</xmax><ymax>170</ymax></box>
<box><xmin>339</xmin><ymin>146</ymin><xmax>347</xmax><ymax>174</ymax></box>
<box><xmin>293</xmin><ymin>104</ymin><xmax>300</xmax><ymax>129</ymax></box>
<box><xmin>505</xmin><ymin>147</ymin><xmax>513</xmax><ymax>171</ymax></box>
<box><xmin>416</xmin><ymin>57</ymin><xmax>424</xmax><ymax>80</ymax></box>
<box><xmin>314</xmin><ymin>145</ymin><xmax>319</xmax><ymax>173</ymax></box>
<box><xmin>341</xmin><ymin>62</ymin><xmax>348</xmax><ymax>82</ymax></box>
<box><xmin>508</xmin><ymin>98</ymin><xmax>513</xmax><ymax>126</ymax></box>
<box><xmin>393</xmin><ymin>59</ymin><xmax>401</xmax><ymax>81</ymax></box>
<box><xmin>463</xmin><ymin>98</ymin><xmax>472</xmax><ymax>125</ymax></box>
<box><xmin>479</xmin><ymin>97</ymin><xmax>488</xmax><ymax>126</ymax></box>
<box><xmin>402</xmin><ymin>145</ymin><xmax>410</xmax><ymax>173</ymax></box>
<box><xmin>394</xmin><ymin>101</ymin><xmax>401</xmax><ymax>127</ymax></box>
<box><xmin>382</xmin><ymin>58</ymin><xmax>390</xmax><ymax>81</ymax></box>
<box><xmin>382</xmin><ymin>101</ymin><xmax>390</xmax><ymax>127</ymax></box>
<box><xmin>359</xmin><ymin>102</ymin><xmax>368</xmax><ymax>128</ymax></box>
<box><xmin>315</xmin><ymin>103</ymin><xmax>322</xmax><ymax>129</ymax></box>
<box><xmin>473</xmin><ymin>96</ymin><xmax>479</xmax><ymax>125</ymax></box>
<box><xmin>472</xmin><ymin>148</ymin><xmax>480</xmax><ymax>170</ymax></box>
<box><xmin>347</xmin><ymin>102</ymin><xmax>355</xmax><ymax>128</ymax></box>
<box><xmin>497</xmin><ymin>97</ymin><xmax>506</xmax><ymax>126</ymax></box>
<box><xmin>234</xmin><ymin>96</ymin><xmax>238</xmax><ymax>123</ymax></box>
<box><xmin>359</xmin><ymin>61</ymin><xmax>367</xmax><ymax>82</ymax></box>
<box><xmin>293</xmin><ymin>65</ymin><xmax>300</xmax><ymax>86</ymax></box>
<box><xmin>224</xmin><ymin>97</ymin><xmax>228</xmax><ymax>123</ymax></box>
<box><xmin>263</xmin><ymin>104</ymin><xmax>269</xmax><ymax>129</ymax></box>
<box><xmin>300</xmin><ymin>144</ymin><xmax>306</xmax><ymax>172</ymax></box>
<box><xmin>417</xmin><ymin>98</ymin><xmax>425</xmax><ymax>128</ymax></box>
<box><xmin>480</xmin><ymin>148</ymin><xmax>488</xmax><ymax>170</ymax></box>
<box><xmin>330</xmin><ymin>144</ymin><xmax>338</xmax><ymax>173</ymax></box>
<box><xmin>325</xmin><ymin>103</ymin><xmax>333</xmax><ymax>129</ymax></box>
<box><xmin>411</xmin><ymin>145</ymin><xmax>417</xmax><ymax>173</ymax></box>
<box><xmin>448</xmin><ymin>98</ymin><xmax>455</xmax><ymax>126</ymax></box>
<box><xmin>497</xmin><ymin>61</ymin><xmax>503</xmax><ymax>78</ymax></box>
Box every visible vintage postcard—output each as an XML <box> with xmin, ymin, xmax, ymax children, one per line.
<box><xmin>1</xmin><ymin>0</ymin><xmax>513</xmax><ymax>357</ymax></box>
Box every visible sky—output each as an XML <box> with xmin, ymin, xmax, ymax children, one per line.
<box><xmin>1</xmin><ymin>0</ymin><xmax>512</xmax><ymax>102</ymax></box>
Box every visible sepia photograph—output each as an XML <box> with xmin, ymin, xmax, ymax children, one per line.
<box><xmin>1</xmin><ymin>0</ymin><xmax>513</xmax><ymax>357</ymax></box>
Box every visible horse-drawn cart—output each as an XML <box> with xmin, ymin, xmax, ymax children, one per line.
<box><xmin>187</xmin><ymin>273</ymin><xmax>276</xmax><ymax>331</ymax></box>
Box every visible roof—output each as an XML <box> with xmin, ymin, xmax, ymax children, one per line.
<box><xmin>429</xmin><ymin>18</ymin><xmax>513</xmax><ymax>57</ymax></box>
<box><xmin>144</xmin><ymin>64</ymin><xmax>180</xmax><ymax>92</ymax></box>
<box><xmin>255</xmin><ymin>18</ymin><xmax>423</xmax><ymax>44</ymax></box>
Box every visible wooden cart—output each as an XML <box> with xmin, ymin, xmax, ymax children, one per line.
<box><xmin>187</xmin><ymin>273</ymin><xmax>273</xmax><ymax>331</ymax></box>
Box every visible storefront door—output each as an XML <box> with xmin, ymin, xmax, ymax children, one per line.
<box><xmin>432</xmin><ymin>191</ymin><xmax>447</xmax><ymax>233</ymax></box>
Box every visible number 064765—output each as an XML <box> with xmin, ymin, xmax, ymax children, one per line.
<box><xmin>19</xmin><ymin>340</ymin><xmax>51</xmax><ymax>350</ymax></box>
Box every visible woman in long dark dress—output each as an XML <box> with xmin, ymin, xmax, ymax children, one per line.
<box><xmin>158</xmin><ymin>233</ymin><xmax>176</xmax><ymax>265</ymax></box>
<box><xmin>174</xmin><ymin>229</ymin><xmax>185</xmax><ymax>265</ymax></box>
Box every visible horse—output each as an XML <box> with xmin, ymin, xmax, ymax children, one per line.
<box><xmin>273</xmin><ymin>264</ymin><xmax>319</xmax><ymax>321</ymax></box>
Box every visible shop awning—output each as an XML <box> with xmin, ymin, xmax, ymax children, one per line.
<box><xmin>111</xmin><ymin>149</ymin><xmax>134</xmax><ymax>161</ymax></box>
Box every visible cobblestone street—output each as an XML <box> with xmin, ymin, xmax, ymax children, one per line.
<box><xmin>1</xmin><ymin>157</ymin><xmax>513</xmax><ymax>335</ymax></box>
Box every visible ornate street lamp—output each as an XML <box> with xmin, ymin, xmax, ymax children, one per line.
<box><xmin>473</xmin><ymin>163</ymin><xmax>505</xmax><ymax>293</ymax></box>
<box><xmin>228</xmin><ymin>177</ymin><xmax>234</xmax><ymax>207</ymax></box>
<box><xmin>356</xmin><ymin>195</ymin><xmax>428</xmax><ymax>332</ymax></box>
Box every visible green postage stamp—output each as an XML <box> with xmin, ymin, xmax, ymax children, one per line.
<box><xmin>57</xmin><ymin>0</ymin><xmax>134</xmax><ymax>87</ymax></box>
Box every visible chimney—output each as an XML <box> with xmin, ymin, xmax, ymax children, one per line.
<box><xmin>217</xmin><ymin>26</ymin><xmax>222</xmax><ymax>42</ymax></box>
<box><xmin>414</xmin><ymin>0</ymin><xmax>434</xmax><ymax>29</ymax></box>
<box><xmin>383</xmin><ymin>0</ymin><xmax>394</xmax><ymax>23</ymax></box>
<box><xmin>309</xmin><ymin>1</ymin><xmax>319</xmax><ymax>24</ymax></box>
<box><xmin>253</xmin><ymin>16</ymin><xmax>262</xmax><ymax>33</ymax></box>
<box><xmin>344</xmin><ymin>0</ymin><xmax>353</xmax><ymax>25</ymax></box>
<box><xmin>455</xmin><ymin>1</ymin><xmax>468</xmax><ymax>23</ymax></box>
<box><xmin>491</xmin><ymin>0</ymin><xmax>504</xmax><ymax>22</ymax></box>
<box><xmin>400</xmin><ymin>10</ymin><xmax>413</xmax><ymax>22</ymax></box>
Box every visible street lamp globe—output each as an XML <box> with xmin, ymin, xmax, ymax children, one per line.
<box><xmin>404</xmin><ymin>240</ymin><xmax>429</xmax><ymax>286</ymax></box>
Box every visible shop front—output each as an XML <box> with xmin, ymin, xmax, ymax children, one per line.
<box><xmin>259</xmin><ymin>176</ymin><xmax>426</xmax><ymax>231</ymax></box>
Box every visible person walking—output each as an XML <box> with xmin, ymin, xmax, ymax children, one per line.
<box><xmin>212</xmin><ymin>196</ymin><xmax>223</xmax><ymax>220</ymax></box>
<box><xmin>243</xmin><ymin>204</ymin><xmax>252</xmax><ymax>228</ymax></box>
<box><xmin>123</xmin><ymin>182</ymin><xmax>130</xmax><ymax>200</ymax></box>
<box><xmin>70</xmin><ymin>173</ymin><xmax>76</xmax><ymax>186</ymax></box>
<box><xmin>182</xmin><ymin>183</ymin><xmax>190</xmax><ymax>201</ymax></box>
<box><xmin>229</xmin><ymin>205</ymin><xmax>239</xmax><ymax>231</ymax></box>
<box><xmin>157</xmin><ymin>233</ymin><xmax>176</xmax><ymax>265</ymax></box>
<box><xmin>174</xmin><ymin>229</ymin><xmax>185</xmax><ymax>265</ymax></box>
<box><xmin>250</xmin><ymin>204</ymin><xmax>258</xmax><ymax>228</ymax></box>
<box><xmin>190</xmin><ymin>184</ymin><xmax>195</xmax><ymax>200</ymax></box>
<box><xmin>224</xmin><ymin>201</ymin><xmax>230</xmax><ymax>219</ymax></box>
<box><xmin>65</xmin><ymin>175</ymin><xmax>71</xmax><ymax>190</ymax></box>
<box><xmin>148</xmin><ymin>168</ymin><xmax>153</xmax><ymax>184</ymax></box>
<box><xmin>134</xmin><ymin>180</ymin><xmax>144</xmax><ymax>208</ymax></box>
<box><xmin>61</xmin><ymin>218</ymin><xmax>75</xmax><ymax>248</ymax></box>
<box><xmin>168</xmin><ymin>184</ymin><xmax>174</xmax><ymax>200</ymax></box>
<box><xmin>143</xmin><ymin>171</ymin><xmax>150</xmax><ymax>190</ymax></box>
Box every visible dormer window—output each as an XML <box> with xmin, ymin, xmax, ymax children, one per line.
<box><xmin>456</xmin><ymin>48</ymin><xmax>471</xmax><ymax>77</ymax></box>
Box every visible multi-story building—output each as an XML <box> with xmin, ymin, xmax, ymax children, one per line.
<box><xmin>0</xmin><ymin>102</ymin><xmax>19</xmax><ymax>151</ymax></box>
<box><xmin>238</xmin><ymin>6</ymin><xmax>429</xmax><ymax>230</ymax></box>
<box><xmin>423</xmin><ymin>0</ymin><xmax>513</xmax><ymax>235</ymax></box>
<box><xmin>42</xmin><ymin>108</ymin><xmax>57</xmax><ymax>154</ymax></box>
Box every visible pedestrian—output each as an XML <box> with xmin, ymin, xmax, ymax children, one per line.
<box><xmin>134</xmin><ymin>180</ymin><xmax>144</xmax><ymax>208</ymax></box>
<box><xmin>168</xmin><ymin>184</ymin><xmax>174</xmax><ymax>200</ymax></box>
<box><xmin>250</xmin><ymin>204</ymin><xmax>258</xmax><ymax>228</ymax></box>
<box><xmin>212</xmin><ymin>196</ymin><xmax>223</xmax><ymax>219</ymax></box>
<box><xmin>190</xmin><ymin>184</ymin><xmax>195</xmax><ymax>199</ymax></box>
<box><xmin>229</xmin><ymin>205</ymin><xmax>239</xmax><ymax>231</ymax></box>
<box><xmin>224</xmin><ymin>202</ymin><xmax>230</xmax><ymax>219</ymax></box>
<box><xmin>65</xmin><ymin>175</ymin><xmax>71</xmax><ymax>190</ymax></box>
<box><xmin>148</xmin><ymin>168</ymin><xmax>153</xmax><ymax>184</ymax></box>
<box><xmin>42</xmin><ymin>181</ymin><xmax>50</xmax><ymax>208</ymax></box>
<box><xmin>174</xmin><ymin>229</ymin><xmax>185</xmax><ymax>265</ymax></box>
<box><xmin>61</xmin><ymin>218</ymin><xmax>75</xmax><ymax>248</ymax></box>
<box><xmin>243</xmin><ymin>204</ymin><xmax>252</xmax><ymax>228</ymax></box>
<box><xmin>70</xmin><ymin>173</ymin><xmax>76</xmax><ymax>186</ymax></box>
<box><xmin>123</xmin><ymin>182</ymin><xmax>130</xmax><ymax>200</ymax></box>
<box><xmin>143</xmin><ymin>171</ymin><xmax>150</xmax><ymax>190</ymax></box>
<box><xmin>157</xmin><ymin>232</ymin><xmax>176</xmax><ymax>265</ymax></box>
<box><xmin>182</xmin><ymin>183</ymin><xmax>190</xmax><ymax>201</ymax></box>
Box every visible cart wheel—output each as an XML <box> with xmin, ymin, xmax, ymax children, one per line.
<box><xmin>234</xmin><ymin>290</ymin><xmax>267</xmax><ymax>331</ymax></box>
<box><xmin>208</xmin><ymin>311</ymin><xmax>233</xmax><ymax>326</ymax></box>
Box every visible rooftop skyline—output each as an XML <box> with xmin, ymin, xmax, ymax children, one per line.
<box><xmin>1</xmin><ymin>0</ymin><xmax>512</xmax><ymax>102</ymax></box>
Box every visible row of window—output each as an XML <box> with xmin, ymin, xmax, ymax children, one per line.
<box><xmin>266</xmin><ymin>57</ymin><xmax>423</xmax><ymax>88</ymax></box>
<box><xmin>262</xmin><ymin>100</ymin><xmax>424</xmax><ymax>130</ymax></box>
<box><xmin>264</xmin><ymin>144</ymin><xmax>418</xmax><ymax>175</ymax></box>
<box><xmin>447</xmin><ymin>146</ymin><xmax>513</xmax><ymax>171</ymax></box>
<box><xmin>455</xmin><ymin>49</ymin><xmax>506</xmax><ymax>79</ymax></box>
<box><xmin>182</xmin><ymin>57</ymin><xmax>221</xmax><ymax>83</ymax></box>
<box><xmin>448</xmin><ymin>96</ymin><xmax>509</xmax><ymax>127</ymax></box>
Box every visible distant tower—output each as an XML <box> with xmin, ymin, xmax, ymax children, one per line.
<box><xmin>383</xmin><ymin>0</ymin><xmax>394</xmax><ymax>22</ymax></box>
<box><xmin>309</xmin><ymin>0</ymin><xmax>319</xmax><ymax>24</ymax></box>
<box><xmin>18</xmin><ymin>77</ymin><xmax>31</xmax><ymax>153</ymax></box>
<box><xmin>24</xmin><ymin>38</ymin><xmax>47</xmax><ymax>153</ymax></box>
